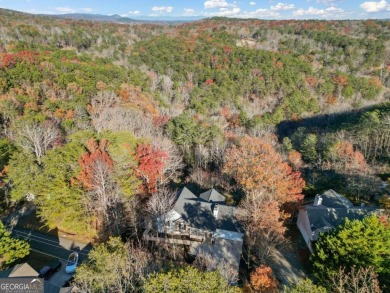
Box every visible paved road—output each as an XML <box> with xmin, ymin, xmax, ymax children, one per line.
<box><xmin>12</xmin><ymin>227</ymin><xmax>92</xmax><ymax>263</ymax></box>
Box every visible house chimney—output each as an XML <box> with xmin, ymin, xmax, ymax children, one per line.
<box><xmin>213</xmin><ymin>204</ymin><xmax>219</xmax><ymax>218</ymax></box>
<box><xmin>314</xmin><ymin>194</ymin><xmax>322</xmax><ymax>206</ymax></box>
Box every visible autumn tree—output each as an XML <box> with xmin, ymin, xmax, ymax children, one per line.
<box><xmin>327</xmin><ymin>140</ymin><xmax>369</xmax><ymax>174</ymax></box>
<box><xmin>224</xmin><ymin>137</ymin><xmax>305</xmax><ymax>263</ymax></box>
<box><xmin>288</xmin><ymin>150</ymin><xmax>303</xmax><ymax>171</ymax></box>
<box><xmin>136</xmin><ymin>143</ymin><xmax>168</xmax><ymax>194</ymax></box>
<box><xmin>223</xmin><ymin>137</ymin><xmax>305</xmax><ymax>205</ymax></box>
<box><xmin>78</xmin><ymin>138</ymin><xmax>120</xmax><ymax>235</ymax></box>
<box><xmin>250</xmin><ymin>265</ymin><xmax>278</xmax><ymax>293</ymax></box>
<box><xmin>238</xmin><ymin>196</ymin><xmax>287</xmax><ymax>261</ymax></box>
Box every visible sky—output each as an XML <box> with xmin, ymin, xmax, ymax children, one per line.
<box><xmin>0</xmin><ymin>0</ymin><xmax>389</xmax><ymax>20</ymax></box>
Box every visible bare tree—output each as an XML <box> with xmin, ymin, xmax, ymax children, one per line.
<box><xmin>16</xmin><ymin>121</ymin><xmax>61</xmax><ymax>164</ymax></box>
<box><xmin>193</xmin><ymin>252</ymin><xmax>238</xmax><ymax>284</ymax></box>
<box><xmin>89</xmin><ymin>91</ymin><xmax>120</xmax><ymax>132</ymax></box>
<box><xmin>145</xmin><ymin>187</ymin><xmax>176</xmax><ymax>227</ymax></box>
<box><xmin>329</xmin><ymin>266</ymin><xmax>382</xmax><ymax>293</ymax></box>
<box><xmin>84</xmin><ymin>158</ymin><xmax>123</xmax><ymax>237</ymax></box>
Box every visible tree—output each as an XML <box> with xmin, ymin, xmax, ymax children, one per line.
<box><xmin>250</xmin><ymin>265</ymin><xmax>278</xmax><ymax>292</ymax></box>
<box><xmin>145</xmin><ymin>187</ymin><xmax>176</xmax><ymax>227</ymax></box>
<box><xmin>136</xmin><ymin>143</ymin><xmax>168</xmax><ymax>194</ymax></box>
<box><xmin>311</xmin><ymin>215</ymin><xmax>390</xmax><ymax>288</ymax></box>
<box><xmin>0</xmin><ymin>222</ymin><xmax>30</xmax><ymax>269</ymax></box>
<box><xmin>14</xmin><ymin>121</ymin><xmax>61</xmax><ymax>164</ymax></box>
<box><xmin>300</xmin><ymin>134</ymin><xmax>318</xmax><ymax>163</ymax></box>
<box><xmin>193</xmin><ymin>253</ymin><xmax>238</xmax><ymax>285</ymax></box>
<box><xmin>283</xmin><ymin>278</ymin><xmax>326</xmax><ymax>293</ymax></box>
<box><xmin>329</xmin><ymin>266</ymin><xmax>382</xmax><ymax>293</ymax></box>
<box><xmin>37</xmin><ymin>138</ymin><xmax>94</xmax><ymax>236</ymax></box>
<box><xmin>143</xmin><ymin>266</ymin><xmax>241</xmax><ymax>293</ymax></box>
<box><xmin>223</xmin><ymin>137</ymin><xmax>305</xmax><ymax>205</ymax></box>
<box><xmin>238</xmin><ymin>196</ymin><xmax>287</xmax><ymax>261</ymax></box>
<box><xmin>288</xmin><ymin>150</ymin><xmax>303</xmax><ymax>171</ymax></box>
<box><xmin>78</xmin><ymin>139</ymin><xmax>120</xmax><ymax>235</ymax></box>
<box><xmin>328</xmin><ymin>140</ymin><xmax>369</xmax><ymax>174</ymax></box>
<box><xmin>75</xmin><ymin>237</ymin><xmax>154</xmax><ymax>293</ymax></box>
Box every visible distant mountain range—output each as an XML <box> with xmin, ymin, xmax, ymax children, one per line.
<box><xmin>45</xmin><ymin>13</ymin><xmax>203</xmax><ymax>24</ymax></box>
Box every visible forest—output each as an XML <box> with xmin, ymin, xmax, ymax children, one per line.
<box><xmin>0</xmin><ymin>8</ymin><xmax>389</xmax><ymax>292</ymax></box>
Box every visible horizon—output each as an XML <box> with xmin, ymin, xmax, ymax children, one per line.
<box><xmin>0</xmin><ymin>0</ymin><xmax>389</xmax><ymax>21</ymax></box>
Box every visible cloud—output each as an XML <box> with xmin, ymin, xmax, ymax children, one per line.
<box><xmin>270</xmin><ymin>3</ymin><xmax>295</xmax><ymax>11</ymax></box>
<box><xmin>151</xmin><ymin>6</ymin><xmax>174</xmax><ymax>13</ymax></box>
<box><xmin>127</xmin><ymin>10</ymin><xmax>141</xmax><ymax>15</ymax></box>
<box><xmin>316</xmin><ymin>0</ymin><xmax>342</xmax><ymax>5</ymax></box>
<box><xmin>204</xmin><ymin>0</ymin><xmax>229</xmax><ymax>9</ymax></box>
<box><xmin>241</xmin><ymin>8</ymin><xmax>281</xmax><ymax>18</ymax></box>
<box><xmin>184</xmin><ymin>8</ymin><xmax>196</xmax><ymax>16</ymax></box>
<box><xmin>250</xmin><ymin>1</ymin><xmax>256</xmax><ymax>6</ymax></box>
<box><xmin>293</xmin><ymin>6</ymin><xmax>344</xmax><ymax>17</ymax></box>
<box><xmin>360</xmin><ymin>0</ymin><xmax>390</xmax><ymax>12</ymax></box>
<box><xmin>206</xmin><ymin>6</ymin><xmax>241</xmax><ymax>16</ymax></box>
<box><xmin>55</xmin><ymin>7</ymin><xmax>94</xmax><ymax>13</ymax></box>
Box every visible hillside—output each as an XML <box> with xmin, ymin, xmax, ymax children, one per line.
<box><xmin>0</xmin><ymin>8</ymin><xmax>389</xmax><ymax>292</ymax></box>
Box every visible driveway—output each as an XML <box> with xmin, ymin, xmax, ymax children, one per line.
<box><xmin>12</xmin><ymin>227</ymin><xmax>92</xmax><ymax>263</ymax></box>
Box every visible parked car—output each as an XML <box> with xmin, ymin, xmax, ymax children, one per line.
<box><xmin>65</xmin><ymin>252</ymin><xmax>78</xmax><ymax>274</ymax></box>
<box><xmin>38</xmin><ymin>260</ymin><xmax>62</xmax><ymax>280</ymax></box>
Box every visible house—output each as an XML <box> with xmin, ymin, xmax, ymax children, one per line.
<box><xmin>0</xmin><ymin>262</ymin><xmax>38</xmax><ymax>278</ymax></box>
<box><xmin>297</xmin><ymin>189</ymin><xmax>381</xmax><ymax>252</ymax></box>
<box><xmin>0</xmin><ymin>262</ymin><xmax>74</xmax><ymax>293</ymax></box>
<box><xmin>144</xmin><ymin>187</ymin><xmax>244</xmax><ymax>274</ymax></box>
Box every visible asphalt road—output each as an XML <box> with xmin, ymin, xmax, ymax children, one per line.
<box><xmin>12</xmin><ymin>227</ymin><xmax>92</xmax><ymax>263</ymax></box>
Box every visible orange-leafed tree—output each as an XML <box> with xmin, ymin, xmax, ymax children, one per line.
<box><xmin>224</xmin><ymin>137</ymin><xmax>305</xmax><ymax>262</ymax></box>
<box><xmin>288</xmin><ymin>150</ymin><xmax>303</xmax><ymax>171</ymax></box>
<box><xmin>223</xmin><ymin>136</ymin><xmax>305</xmax><ymax>205</ymax></box>
<box><xmin>328</xmin><ymin>140</ymin><xmax>369</xmax><ymax>174</ymax></box>
<box><xmin>238</xmin><ymin>196</ymin><xmax>288</xmax><ymax>260</ymax></box>
<box><xmin>250</xmin><ymin>265</ymin><xmax>278</xmax><ymax>292</ymax></box>
<box><xmin>136</xmin><ymin>143</ymin><xmax>168</xmax><ymax>194</ymax></box>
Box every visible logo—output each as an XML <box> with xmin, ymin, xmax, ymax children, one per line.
<box><xmin>0</xmin><ymin>278</ymin><xmax>44</xmax><ymax>293</ymax></box>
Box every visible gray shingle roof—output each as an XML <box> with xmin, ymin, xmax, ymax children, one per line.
<box><xmin>320</xmin><ymin>189</ymin><xmax>353</xmax><ymax>209</ymax></box>
<box><xmin>199</xmin><ymin>189</ymin><xmax>225</xmax><ymax>203</ymax></box>
<box><xmin>0</xmin><ymin>263</ymin><xmax>39</xmax><ymax>278</ymax></box>
<box><xmin>173</xmin><ymin>187</ymin><xmax>242</xmax><ymax>233</ymax></box>
<box><xmin>305</xmin><ymin>189</ymin><xmax>382</xmax><ymax>241</ymax></box>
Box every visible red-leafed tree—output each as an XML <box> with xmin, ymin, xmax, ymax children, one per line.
<box><xmin>136</xmin><ymin>143</ymin><xmax>168</xmax><ymax>194</ymax></box>
<box><xmin>78</xmin><ymin>139</ymin><xmax>113</xmax><ymax>191</ymax></box>
<box><xmin>78</xmin><ymin>139</ymin><xmax>118</xmax><ymax>236</ymax></box>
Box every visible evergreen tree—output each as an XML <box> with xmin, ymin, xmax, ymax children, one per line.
<box><xmin>0</xmin><ymin>222</ymin><xmax>30</xmax><ymax>269</ymax></box>
<box><xmin>311</xmin><ymin>215</ymin><xmax>390</xmax><ymax>288</ymax></box>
